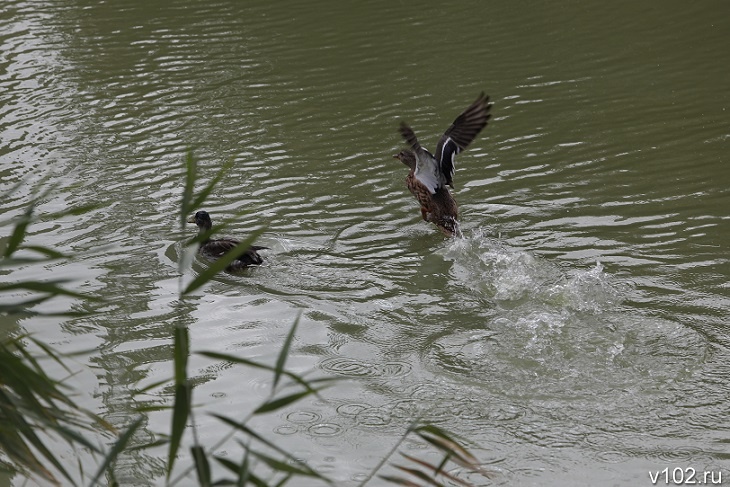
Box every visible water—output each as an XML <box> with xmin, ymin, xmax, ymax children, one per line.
<box><xmin>1</xmin><ymin>0</ymin><xmax>729</xmax><ymax>485</ymax></box>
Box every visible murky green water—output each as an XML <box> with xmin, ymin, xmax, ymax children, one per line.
<box><xmin>1</xmin><ymin>0</ymin><xmax>729</xmax><ymax>485</ymax></box>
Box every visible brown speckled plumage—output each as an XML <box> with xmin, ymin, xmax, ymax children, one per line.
<box><xmin>395</xmin><ymin>150</ymin><xmax>460</xmax><ymax>236</ymax></box>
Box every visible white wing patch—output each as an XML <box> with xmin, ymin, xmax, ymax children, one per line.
<box><xmin>437</xmin><ymin>136</ymin><xmax>453</xmax><ymax>160</ymax></box>
<box><xmin>414</xmin><ymin>148</ymin><xmax>441</xmax><ymax>194</ymax></box>
<box><xmin>450</xmin><ymin>150</ymin><xmax>456</xmax><ymax>181</ymax></box>
<box><xmin>437</xmin><ymin>136</ymin><xmax>460</xmax><ymax>184</ymax></box>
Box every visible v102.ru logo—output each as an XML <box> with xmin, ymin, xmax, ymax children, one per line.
<box><xmin>649</xmin><ymin>467</ymin><xmax>722</xmax><ymax>485</ymax></box>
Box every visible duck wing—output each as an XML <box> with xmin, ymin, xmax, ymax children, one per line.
<box><xmin>434</xmin><ymin>93</ymin><xmax>492</xmax><ymax>187</ymax></box>
<box><xmin>202</xmin><ymin>238</ymin><xmax>240</xmax><ymax>258</ymax></box>
<box><xmin>202</xmin><ymin>239</ymin><xmax>268</xmax><ymax>266</ymax></box>
<box><xmin>399</xmin><ymin>122</ymin><xmax>445</xmax><ymax>194</ymax></box>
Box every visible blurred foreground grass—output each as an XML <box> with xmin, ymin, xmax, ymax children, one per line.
<box><xmin>0</xmin><ymin>151</ymin><xmax>492</xmax><ymax>486</ymax></box>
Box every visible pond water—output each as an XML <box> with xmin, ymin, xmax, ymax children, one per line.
<box><xmin>1</xmin><ymin>0</ymin><xmax>729</xmax><ymax>485</ymax></box>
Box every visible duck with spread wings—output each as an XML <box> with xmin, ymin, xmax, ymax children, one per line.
<box><xmin>394</xmin><ymin>92</ymin><xmax>492</xmax><ymax>237</ymax></box>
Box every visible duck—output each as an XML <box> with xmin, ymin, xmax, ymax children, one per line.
<box><xmin>187</xmin><ymin>210</ymin><xmax>268</xmax><ymax>270</ymax></box>
<box><xmin>394</xmin><ymin>92</ymin><xmax>492</xmax><ymax>237</ymax></box>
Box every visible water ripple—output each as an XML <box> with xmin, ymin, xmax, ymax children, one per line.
<box><xmin>319</xmin><ymin>356</ymin><xmax>412</xmax><ymax>380</ymax></box>
<box><xmin>3</xmin><ymin>2</ymin><xmax>730</xmax><ymax>486</ymax></box>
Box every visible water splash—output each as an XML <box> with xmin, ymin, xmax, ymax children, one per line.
<box><xmin>545</xmin><ymin>261</ymin><xmax>627</xmax><ymax>313</ymax></box>
<box><xmin>443</xmin><ymin>228</ymin><xmax>628</xmax><ymax>313</ymax></box>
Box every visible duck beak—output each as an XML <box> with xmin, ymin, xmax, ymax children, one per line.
<box><xmin>187</xmin><ymin>217</ymin><xmax>196</xmax><ymax>224</ymax></box>
<box><xmin>392</xmin><ymin>154</ymin><xmax>399</xmax><ymax>159</ymax></box>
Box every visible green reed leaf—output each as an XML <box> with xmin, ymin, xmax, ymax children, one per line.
<box><xmin>274</xmin><ymin>473</ymin><xmax>294</xmax><ymax>487</ymax></box>
<box><xmin>0</xmin><ymin>394</ymin><xmax>58</xmax><ymax>483</ymax></box>
<box><xmin>398</xmin><ymin>453</ymin><xmax>474</xmax><ymax>487</ymax></box>
<box><xmin>188</xmin><ymin>157</ymin><xmax>235</xmax><ymax>217</ymax></box>
<box><xmin>3</xmin><ymin>204</ymin><xmax>33</xmax><ymax>258</ymax></box>
<box><xmin>273</xmin><ymin>311</ymin><xmax>300</xmax><ymax>390</ymax></box>
<box><xmin>215</xmin><ymin>454</ymin><xmax>269</xmax><ymax>487</ymax></box>
<box><xmin>17</xmin><ymin>245</ymin><xmax>68</xmax><ymax>259</ymax></box>
<box><xmin>248</xmin><ymin>450</ymin><xmax>323</xmax><ymax>479</ymax></box>
<box><xmin>413</xmin><ymin>424</ymin><xmax>475</xmax><ymax>460</ymax></box>
<box><xmin>173</xmin><ymin>325</ymin><xmax>189</xmax><ymax>384</ymax></box>
<box><xmin>199</xmin><ymin>351</ymin><xmax>336</xmax><ymax>394</ymax></box>
<box><xmin>191</xmin><ymin>445</ymin><xmax>212</xmax><ymax>487</ymax></box>
<box><xmin>0</xmin><ymin>280</ymin><xmax>101</xmax><ymax>301</ymax></box>
<box><xmin>391</xmin><ymin>464</ymin><xmax>444</xmax><ymax>486</ymax></box>
<box><xmin>212</xmin><ymin>414</ymin><xmax>328</xmax><ymax>481</ymax></box>
<box><xmin>167</xmin><ymin>382</ymin><xmax>191</xmax><ymax>479</ymax></box>
<box><xmin>167</xmin><ymin>323</ymin><xmax>191</xmax><ymax>478</ymax></box>
<box><xmin>0</xmin><ymin>390</ymin><xmax>75</xmax><ymax>485</ymax></box>
<box><xmin>89</xmin><ymin>417</ymin><xmax>144</xmax><ymax>487</ymax></box>
<box><xmin>132</xmin><ymin>377</ymin><xmax>174</xmax><ymax>395</ymax></box>
<box><xmin>127</xmin><ymin>438</ymin><xmax>169</xmax><ymax>452</ymax></box>
<box><xmin>253</xmin><ymin>389</ymin><xmax>320</xmax><ymax>415</ymax></box>
<box><xmin>180</xmin><ymin>149</ymin><xmax>235</xmax><ymax>230</ymax></box>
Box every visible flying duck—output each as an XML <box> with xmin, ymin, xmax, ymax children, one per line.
<box><xmin>394</xmin><ymin>92</ymin><xmax>492</xmax><ymax>236</ymax></box>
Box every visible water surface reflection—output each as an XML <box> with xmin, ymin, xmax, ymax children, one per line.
<box><xmin>1</xmin><ymin>0</ymin><xmax>729</xmax><ymax>485</ymax></box>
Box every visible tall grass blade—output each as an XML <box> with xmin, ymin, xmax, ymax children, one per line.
<box><xmin>179</xmin><ymin>150</ymin><xmax>235</xmax><ymax>229</ymax></box>
<box><xmin>188</xmin><ymin>157</ymin><xmax>235</xmax><ymax>215</ymax></box>
<box><xmin>0</xmin><ymin>394</ymin><xmax>75</xmax><ymax>485</ymax></box>
<box><xmin>16</xmin><ymin>245</ymin><xmax>68</xmax><ymax>260</ymax></box>
<box><xmin>391</xmin><ymin>465</ymin><xmax>444</xmax><ymax>486</ymax></box>
<box><xmin>0</xmin><ymin>280</ymin><xmax>100</xmax><ymax>301</ymax></box>
<box><xmin>168</xmin><ymin>325</ymin><xmax>191</xmax><ymax>478</ymax></box>
<box><xmin>191</xmin><ymin>445</ymin><xmax>211</xmax><ymax>487</ymax></box>
<box><xmin>25</xmin><ymin>336</ymin><xmax>77</xmax><ymax>376</ymax></box>
<box><xmin>133</xmin><ymin>377</ymin><xmax>174</xmax><ymax>395</ymax></box>
<box><xmin>127</xmin><ymin>438</ymin><xmax>168</xmax><ymax>451</ymax></box>
<box><xmin>0</xmin><ymin>420</ymin><xmax>57</xmax><ymax>484</ymax></box>
<box><xmin>212</xmin><ymin>414</ymin><xmax>321</xmax><ymax>474</ymax></box>
<box><xmin>167</xmin><ymin>382</ymin><xmax>191</xmax><ymax>479</ymax></box>
<box><xmin>53</xmin><ymin>424</ymin><xmax>101</xmax><ymax>453</ymax></box>
<box><xmin>274</xmin><ymin>474</ymin><xmax>294</xmax><ymax>487</ymax></box>
<box><xmin>212</xmin><ymin>415</ymin><xmax>290</xmax><ymax>456</ymax></box>
<box><xmin>253</xmin><ymin>389</ymin><xmax>321</xmax><ymax>415</ymax></box>
<box><xmin>0</xmin><ymin>297</ymin><xmax>50</xmax><ymax>314</ymax></box>
<box><xmin>357</xmin><ymin>425</ymin><xmax>410</xmax><ymax>487</ymax></box>
<box><xmin>215</xmin><ymin>455</ymin><xmax>268</xmax><ymax>487</ymax></box>
<box><xmin>2</xmin><ymin>197</ymin><xmax>97</xmax><ymax>257</ymax></box>
<box><xmin>273</xmin><ymin>311</ymin><xmax>300</xmax><ymax>390</ymax></box>
<box><xmin>3</xmin><ymin>204</ymin><xmax>33</xmax><ymax>257</ymax></box>
<box><xmin>173</xmin><ymin>326</ymin><xmax>189</xmax><ymax>384</ymax></box>
<box><xmin>248</xmin><ymin>450</ymin><xmax>323</xmax><ymax>479</ymax></box>
<box><xmin>239</xmin><ymin>448</ymin><xmax>251</xmax><ymax>487</ymax></box>
<box><xmin>44</xmin><ymin>203</ymin><xmax>99</xmax><ymax>219</ymax></box>
<box><xmin>418</xmin><ymin>435</ymin><xmax>469</xmax><ymax>470</ymax></box>
<box><xmin>200</xmin><ymin>351</ymin><xmax>336</xmax><ymax>394</ymax></box>
<box><xmin>398</xmin><ymin>453</ymin><xmax>473</xmax><ymax>486</ymax></box>
<box><xmin>414</xmin><ymin>425</ymin><xmax>476</xmax><ymax>463</ymax></box>
<box><xmin>89</xmin><ymin>417</ymin><xmax>144</xmax><ymax>487</ymax></box>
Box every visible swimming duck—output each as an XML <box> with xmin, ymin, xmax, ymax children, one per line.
<box><xmin>188</xmin><ymin>210</ymin><xmax>267</xmax><ymax>270</ymax></box>
<box><xmin>394</xmin><ymin>92</ymin><xmax>492</xmax><ymax>237</ymax></box>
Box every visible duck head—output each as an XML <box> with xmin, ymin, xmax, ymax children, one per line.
<box><xmin>393</xmin><ymin>150</ymin><xmax>416</xmax><ymax>170</ymax></box>
<box><xmin>188</xmin><ymin>210</ymin><xmax>213</xmax><ymax>231</ymax></box>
